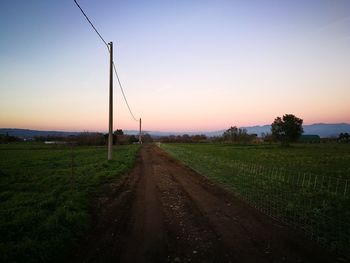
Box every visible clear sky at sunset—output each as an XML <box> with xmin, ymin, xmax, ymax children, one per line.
<box><xmin>1</xmin><ymin>0</ymin><xmax>349</xmax><ymax>132</ymax></box>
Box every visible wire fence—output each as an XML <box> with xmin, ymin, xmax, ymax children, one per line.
<box><xmin>161</xmin><ymin>146</ymin><xmax>350</xmax><ymax>259</ymax></box>
<box><xmin>211</xmin><ymin>158</ymin><xmax>350</xmax><ymax>258</ymax></box>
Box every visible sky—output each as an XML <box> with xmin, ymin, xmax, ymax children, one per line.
<box><xmin>0</xmin><ymin>0</ymin><xmax>349</xmax><ymax>132</ymax></box>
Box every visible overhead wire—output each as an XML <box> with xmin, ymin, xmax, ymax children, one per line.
<box><xmin>73</xmin><ymin>0</ymin><xmax>109</xmax><ymax>49</ymax></box>
<box><xmin>73</xmin><ymin>0</ymin><xmax>139</xmax><ymax>122</ymax></box>
<box><xmin>113</xmin><ymin>62</ymin><xmax>138</xmax><ymax>121</ymax></box>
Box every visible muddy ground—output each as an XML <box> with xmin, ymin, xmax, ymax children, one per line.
<box><xmin>69</xmin><ymin>144</ymin><xmax>336</xmax><ymax>263</ymax></box>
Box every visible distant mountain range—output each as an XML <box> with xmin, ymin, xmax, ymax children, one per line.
<box><xmin>1</xmin><ymin>123</ymin><xmax>349</xmax><ymax>139</ymax></box>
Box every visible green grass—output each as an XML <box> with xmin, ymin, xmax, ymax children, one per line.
<box><xmin>162</xmin><ymin>143</ymin><xmax>350</xmax><ymax>178</ymax></box>
<box><xmin>0</xmin><ymin>143</ymin><xmax>140</xmax><ymax>262</ymax></box>
<box><xmin>161</xmin><ymin>143</ymin><xmax>350</xmax><ymax>257</ymax></box>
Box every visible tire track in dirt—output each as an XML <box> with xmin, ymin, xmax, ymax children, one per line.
<box><xmin>69</xmin><ymin>144</ymin><xmax>336</xmax><ymax>263</ymax></box>
<box><xmin>119</xmin><ymin>146</ymin><xmax>167</xmax><ymax>263</ymax></box>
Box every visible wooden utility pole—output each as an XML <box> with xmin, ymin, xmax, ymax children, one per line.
<box><xmin>139</xmin><ymin>118</ymin><xmax>142</xmax><ymax>144</ymax></box>
<box><xmin>108</xmin><ymin>42</ymin><xmax>113</xmax><ymax>160</ymax></box>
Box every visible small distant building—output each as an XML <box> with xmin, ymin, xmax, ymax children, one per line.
<box><xmin>299</xmin><ymin>135</ymin><xmax>320</xmax><ymax>143</ymax></box>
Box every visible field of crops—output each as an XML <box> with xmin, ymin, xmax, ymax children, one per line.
<box><xmin>0</xmin><ymin>143</ymin><xmax>140</xmax><ymax>262</ymax></box>
<box><xmin>161</xmin><ymin>143</ymin><xmax>350</xmax><ymax>258</ymax></box>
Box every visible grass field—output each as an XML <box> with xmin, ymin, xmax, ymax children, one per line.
<box><xmin>161</xmin><ymin>143</ymin><xmax>350</xmax><ymax>257</ymax></box>
<box><xmin>0</xmin><ymin>143</ymin><xmax>140</xmax><ymax>262</ymax></box>
<box><xmin>163</xmin><ymin>143</ymin><xmax>350</xmax><ymax>178</ymax></box>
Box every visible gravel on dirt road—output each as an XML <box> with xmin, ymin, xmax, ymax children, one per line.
<box><xmin>69</xmin><ymin>144</ymin><xmax>335</xmax><ymax>263</ymax></box>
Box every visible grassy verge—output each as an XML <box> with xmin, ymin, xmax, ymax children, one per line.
<box><xmin>0</xmin><ymin>143</ymin><xmax>140</xmax><ymax>262</ymax></box>
<box><xmin>161</xmin><ymin>143</ymin><xmax>350</xmax><ymax>258</ymax></box>
<box><xmin>162</xmin><ymin>143</ymin><xmax>350</xmax><ymax>178</ymax></box>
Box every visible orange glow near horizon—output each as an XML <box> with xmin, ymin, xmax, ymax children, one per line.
<box><xmin>1</xmin><ymin>89</ymin><xmax>349</xmax><ymax>132</ymax></box>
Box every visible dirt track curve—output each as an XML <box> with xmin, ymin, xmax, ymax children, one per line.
<box><xmin>70</xmin><ymin>144</ymin><xmax>335</xmax><ymax>263</ymax></box>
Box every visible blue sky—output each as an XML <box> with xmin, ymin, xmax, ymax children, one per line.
<box><xmin>1</xmin><ymin>0</ymin><xmax>350</xmax><ymax>132</ymax></box>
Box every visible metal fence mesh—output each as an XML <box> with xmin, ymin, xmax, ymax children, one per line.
<box><xmin>214</xmin><ymin>159</ymin><xmax>349</xmax><ymax>257</ymax></box>
<box><xmin>162</xmin><ymin>146</ymin><xmax>350</xmax><ymax>258</ymax></box>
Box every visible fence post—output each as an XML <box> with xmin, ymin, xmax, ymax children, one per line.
<box><xmin>335</xmin><ymin>178</ymin><xmax>339</xmax><ymax>194</ymax></box>
<box><xmin>344</xmin><ymin>179</ymin><xmax>348</xmax><ymax>197</ymax></box>
<box><xmin>313</xmin><ymin>174</ymin><xmax>318</xmax><ymax>190</ymax></box>
<box><xmin>70</xmin><ymin>143</ymin><xmax>75</xmax><ymax>189</ymax></box>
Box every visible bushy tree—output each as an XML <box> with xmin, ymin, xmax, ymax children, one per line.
<box><xmin>114</xmin><ymin>129</ymin><xmax>124</xmax><ymax>135</ymax></box>
<box><xmin>223</xmin><ymin>126</ymin><xmax>238</xmax><ymax>142</ymax></box>
<box><xmin>223</xmin><ymin>126</ymin><xmax>254</xmax><ymax>143</ymax></box>
<box><xmin>271</xmin><ymin>114</ymin><xmax>303</xmax><ymax>146</ymax></box>
<box><xmin>113</xmin><ymin>129</ymin><xmax>124</xmax><ymax>145</ymax></box>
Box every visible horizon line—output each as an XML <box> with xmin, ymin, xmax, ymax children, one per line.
<box><xmin>1</xmin><ymin>122</ymin><xmax>350</xmax><ymax>134</ymax></box>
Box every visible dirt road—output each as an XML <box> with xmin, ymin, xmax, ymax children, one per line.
<box><xmin>70</xmin><ymin>144</ymin><xmax>334</xmax><ymax>262</ymax></box>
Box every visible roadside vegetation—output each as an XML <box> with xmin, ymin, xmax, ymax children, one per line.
<box><xmin>161</xmin><ymin>143</ymin><xmax>350</xmax><ymax>258</ymax></box>
<box><xmin>0</xmin><ymin>143</ymin><xmax>140</xmax><ymax>262</ymax></box>
<box><xmin>162</xmin><ymin>143</ymin><xmax>350</xmax><ymax>178</ymax></box>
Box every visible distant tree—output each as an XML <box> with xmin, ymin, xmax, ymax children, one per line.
<box><xmin>223</xmin><ymin>126</ymin><xmax>238</xmax><ymax>142</ymax></box>
<box><xmin>338</xmin><ymin>132</ymin><xmax>350</xmax><ymax>143</ymax></box>
<box><xmin>237</xmin><ymin>128</ymin><xmax>251</xmax><ymax>143</ymax></box>
<box><xmin>0</xmin><ymin>133</ymin><xmax>20</xmax><ymax>143</ymax></box>
<box><xmin>76</xmin><ymin>132</ymin><xmax>105</xmax><ymax>146</ymax></box>
<box><xmin>115</xmin><ymin>135</ymin><xmax>129</xmax><ymax>145</ymax></box>
<box><xmin>114</xmin><ymin>129</ymin><xmax>124</xmax><ymax>135</ymax></box>
<box><xmin>142</xmin><ymin>133</ymin><xmax>153</xmax><ymax>143</ymax></box>
<box><xmin>271</xmin><ymin>114</ymin><xmax>303</xmax><ymax>146</ymax></box>
<box><xmin>112</xmin><ymin>129</ymin><xmax>125</xmax><ymax>145</ymax></box>
<box><xmin>261</xmin><ymin>132</ymin><xmax>274</xmax><ymax>144</ymax></box>
<box><xmin>128</xmin><ymin>135</ymin><xmax>138</xmax><ymax>144</ymax></box>
<box><xmin>182</xmin><ymin>134</ymin><xmax>190</xmax><ymax>142</ymax></box>
<box><xmin>192</xmin><ymin>134</ymin><xmax>207</xmax><ymax>142</ymax></box>
<box><xmin>223</xmin><ymin>126</ymin><xmax>253</xmax><ymax>143</ymax></box>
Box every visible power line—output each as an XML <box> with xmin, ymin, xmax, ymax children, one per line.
<box><xmin>73</xmin><ymin>0</ymin><xmax>109</xmax><ymax>49</ymax></box>
<box><xmin>73</xmin><ymin>0</ymin><xmax>139</xmax><ymax>122</ymax></box>
<box><xmin>113</xmin><ymin>62</ymin><xmax>138</xmax><ymax>122</ymax></box>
